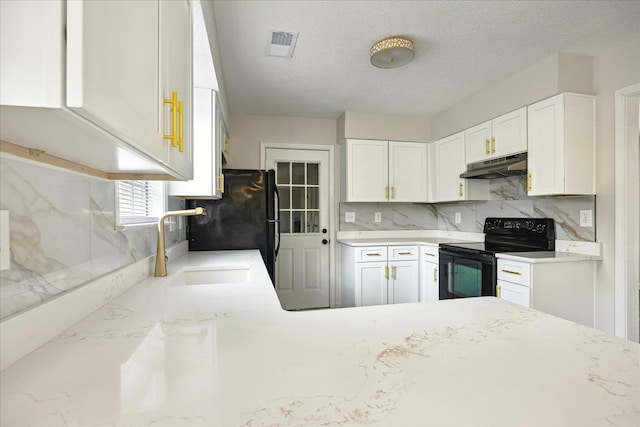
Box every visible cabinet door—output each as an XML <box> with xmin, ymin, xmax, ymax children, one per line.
<box><xmin>357</xmin><ymin>262</ymin><xmax>388</xmax><ymax>306</ymax></box>
<box><xmin>497</xmin><ymin>280</ymin><xmax>530</xmax><ymax>307</ymax></box>
<box><xmin>168</xmin><ymin>88</ymin><xmax>217</xmax><ymax>198</ymax></box>
<box><xmin>163</xmin><ymin>0</ymin><xmax>193</xmax><ymax>179</ymax></box>
<box><xmin>464</xmin><ymin>121</ymin><xmax>492</xmax><ymax>165</ymax></box>
<box><xmin>435</xmin><ymin>132</ymin><xmax>466</xmax><ymax>202</ymax></box>
<box><xmin>527</xmin><ymin>95</ymin><xmax>564</xmax><ymax>195</ymax></box>
<box><xmin>388</xmin><ymin>141</ymin><xmax>428</xmax><ymax>202</ymax></box>
<box><xmin>66</xmin><ymin>0</ymin><xmax>165</xmax><ymax>162</ymax></box>
<box><xmin>492</xmin><ymin>107</ymin><xmax>527</xmax><ymax>158</ymax></box>
<box><xmin>388</xmin><ymin>261</ymin><xmax>419</xmax><ymax>304</ymax></box>
<box><xmin>344</xmin><ymin>139</ymin><xmax>389</xmax><ymax>202</ymax></box>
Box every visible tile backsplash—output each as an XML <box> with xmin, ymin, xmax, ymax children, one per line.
<box><xmin>0</xmin><ymin>155</ymin><xmax>186</xmax><ymax>320</ymax></box>
<box><xmin>340</xmin><ymin>176</ymin><xmax>596</xmax><ymax>242</ymax></box>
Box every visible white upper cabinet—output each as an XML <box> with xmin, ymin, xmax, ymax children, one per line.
<box><xmin>0</xmin><ymin>0</ymin><xmax>193</xmax><ymax>180</ymax></box>
<box><xmin>465</xmin><ymin>107</ymin><xmax>527</xmax><ymax>165</ymax></box>
<box><xmin>434</xmin><ymin>132</ymin><xmax>489</xmax><ymax>202</ymax></box>
<box><xmin>341</xmin><ymin>139</ymin><xmax>428</xmax><ymax>202</ymax></box>
<box><xmin>527</xmin><ymin>93</ymin><xmax>595</xmax><ymax>196</ymax></box>
<box><xmin>161</xmin><ymin>0</ymin><xmax>193</xmax><ymax>179</ymax></box>
<box><xmin>169</xmin><ymin>88</ymin><xmax>225</xmax><ymax>199</ymax></box>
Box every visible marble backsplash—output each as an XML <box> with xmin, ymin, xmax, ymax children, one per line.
<box><xmin>340</xmin><ymin>176</ymin><xmax>596</xmax><ymax>242</ymax></box>
<box><xmin>0</xmin><ymin>155</ymin><xmax>186</xmax><ymax>320</ymax></box>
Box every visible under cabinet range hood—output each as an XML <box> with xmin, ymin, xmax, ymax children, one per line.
<box><xmin>460</xmin><ymin>152</ymin><xmax>527</xmax><ymax>179</ymax></box>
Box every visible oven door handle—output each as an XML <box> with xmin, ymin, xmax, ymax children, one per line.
<box><xmin>447</xmin><ymin>262</ymin><xmax>454</xmax><ymax>294</ymax></box>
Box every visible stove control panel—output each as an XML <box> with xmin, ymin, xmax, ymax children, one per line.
<box><xmin>483</xmin><ymin>218</ymin><xmax>555</xmax><ymax>238</ymax></box>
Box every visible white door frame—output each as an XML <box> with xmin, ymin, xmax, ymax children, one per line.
<box><xmin>614</xmin><ymin>82</ymin><xmax>640</xmax><ymax>341</ymax></box>
<box><xmin>260</xmin><ymin>142</ymin><xmax>336</xmax><ymax>308</ymax></box>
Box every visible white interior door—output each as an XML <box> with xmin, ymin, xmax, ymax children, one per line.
<box><xmin>265</xmin><ymin>148</ymin><xmax>331</xmax><ymax>310</ymax></box>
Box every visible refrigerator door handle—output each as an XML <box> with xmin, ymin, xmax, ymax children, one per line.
<box><xmin>273</xmin><ymin>185</ymin><xmax>281</xmax><ymax>257</ymax></box>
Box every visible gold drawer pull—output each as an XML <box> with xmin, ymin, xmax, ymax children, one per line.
<box><xmin>391</xmin><ymin>186</ymin><xmax>395</xmax><ymax>199</ymax></box>
<box><xmin>163</xmin><ymin>91</ymin><xmax>178</xmax><ymax>147</ymax></box>
<box><xmin>497</xmin><ymin>284</ymin><xmax>502</xmax><ymax>298</ymax></box>
<box><xmin>527</xmin><ymin>173</ymin><xmax>532</xmax><ymax>191</ymax></box>
<box><xmin>485</xmin><ymin>138</ymin><xmax>490</xmax><ymax>155</ymax></box>
<box><xmin>366</xmin><ymin>253</ymin><xmax>382</xmax><ymax>257</ymax></box>
<box><xmin>397</xmin><ymin>251</ymin><xmax>412</xmax><ymax>255</ymax></box>
<box><xmin>459</xmin><ymin>182</ymin><xmax>464</xmax><ymax>197</ymax></box>
<box><xmin>217</xmin><ymin>174</ymin><xmax>225</xmax><ymax>193</ymax></box>
<box><xmin>424</xmin><ymin>252</ymin><xmax>435</xmax><ymax>257</ymax></box>
<box><xmin>385</xmin><ymin>186</ymin><xmax>389</xmax><ymax>199</ymax></box>
<box><xmin>434</xmin><ymin>268</ymin><xmax>438</xmax><ymax>282</ymax></box>
<box><xmin>491</xmin><ymin>137</ymin><xmax>495</xmax><ymax>153</ymax></box>
<box><xmin>384</xmin><ymin>265</ymin><xmax>389</xmax><ymax>279</ymax></box>
<box><xmin>501</xmin><ymin>269</ymin><xmax>522</xmax><ymax>275</ymax></box>
<box><xmin>390</xmin><ymin>265</ymin><xmax>396</xmax><ymax>279</ymax></box>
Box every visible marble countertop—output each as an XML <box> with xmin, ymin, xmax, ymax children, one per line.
<box><xmin>1</xmin><ymin>250</ymin><xmax>638</xmax><ymax>426</ymax></box>
<box><xmin>497</xmin><ymin>251</ymin><xmax>602</xmax><ymax>263</ymax></box>
<box><xmin>337</xmin><ymin>237</ymin><xmax>480</xmax><ymax>247</ymax></box>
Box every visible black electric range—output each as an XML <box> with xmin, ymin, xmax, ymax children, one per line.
<box><xmin>438</xmin><ymin>218</ymin><xmax>556</xmax><ymax>299</ymax></box>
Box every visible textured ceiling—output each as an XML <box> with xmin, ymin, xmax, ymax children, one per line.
<box><xmin>211</xmin><ymin>0</ymin><xmax>640</xmax><ymax>119</ymax></box>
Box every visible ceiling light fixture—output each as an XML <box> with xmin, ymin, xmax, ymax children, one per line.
<box><xmin>370</xmin><ymin>36</ymin><xmax>414</xmax><ymax>69</ymax></box>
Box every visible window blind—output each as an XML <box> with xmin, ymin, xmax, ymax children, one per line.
<box><xmin>117</xmin><ymin>181</ymin><xmax>164</xmax><ymax>225</ymax></box>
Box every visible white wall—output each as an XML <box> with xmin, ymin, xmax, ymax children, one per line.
<box><xmin>338</xmin><ymin>111</ymin><xmax>431</xmax><ymax>142</ymax></box>
<box><xmin>592</xmin><ymin>36</ymin><xmax>640</xmax><ymax>333</ymax></box>
<box><xmin>431</xmin><ymin>52</ymin><xmax>593</xmax><ymax>140</ymax></box>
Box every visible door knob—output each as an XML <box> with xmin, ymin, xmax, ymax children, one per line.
<box><xmin>322</xmin><ymin>239</ymin><xmax>329</xmax><ymax>245</ymax></box>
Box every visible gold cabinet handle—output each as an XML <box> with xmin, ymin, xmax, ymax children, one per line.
<box><xmin>217</xmin><ymin>173</ymin><xmax>225</xmax><ymax>193</ymax></box>
<box><xmin>224</xmin><ymin>138</ymin><xmax>230</xmax><ymax>155</ymax></box>
<box><xmin>163</xmin><ymin>91</ymin><xmax>178</xmax><ymax>147</ymax></box>
<box><xmin>391</xmin><ymin>186</ymin><xmax>395</xmax><ymax>199</ymax></box>
<box><xmin>391</xmin><ymin>265</ymin><xmax>396</xmax><ymax>279</ymax></box>
<box><xmin>434</xmin><ymin>268</ymin><xmax>438</xmax><ymax>282</ymax></box>
<box><xmin>491</xmin><ymin>137</ymin><xmax>496</xmax><ymax>153</ymax></box>
<box><xmin>384</xmin><ymin>265</ymin><xmax>389</xmax><ymax>279</ymax></box>
<box><xmin>485</xmin><ymin>138</ymin><xmax>490</xmax><ymax>155</ymax></box>
<box><xmin>458</xmin><ymin>182</ymin><xmax>464</xmax><ymax>197</ymax></box>
<box><xmin>385</xmin><ymin>186</ymin><xmax>389</xmax><ymax>199</ymax></box>
<box><xmin>177</xmin><ymin>100</ymin><xmax>184</xmax><ymax>152</ymax></box>
<box><xmin>501</xmin><ymin>269</ymin><xmax>522</xmax><ymax>275</ymax></box>
<box><xmin>397</xmin><ymin>251</ymin><xmax>412</xmax><ymax>255</ymax></box>
<box><xmin>425</xmin><ymin>252</ymin><xmax>435</xmax><ymax>257</ymax></box>
<box><xmin>497</xmin><ymin>284</ymin><xmax>502</xmax><ymax>298</ymax></box>
<box><xmin>527</xmin><ymin>173</ymin><xmax>532</xmax><ymax>191</ymax></box>
<box><xmin>365</xmin><ymin>253</ymin><xmax>382</xmax><ymax>257</ymax></box>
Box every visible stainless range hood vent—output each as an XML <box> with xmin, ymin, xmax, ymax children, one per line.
<box><xmin>460</xmin><ymin>152</ymin><xmax>527</xmax><ymax>179</ymax></box>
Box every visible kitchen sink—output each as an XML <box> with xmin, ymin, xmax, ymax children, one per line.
<box><xmin>180</xmin><ymin>265</ymin><xmax>251</xmax><ymax>285</ymax></box>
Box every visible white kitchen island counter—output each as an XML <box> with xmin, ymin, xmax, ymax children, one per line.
<box><xmin>1</xmin><ymin>250</ymin><xmax>638</xmax><ymax>426</ymax></box>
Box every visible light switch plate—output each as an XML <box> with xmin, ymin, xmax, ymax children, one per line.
<box><xmin>374</xmin><ymin>212</ymin><xmax>382</xmax><ymax>223</ymax></box>
<box><xmin>455</xmin><ymin>212</ymin><xmax>462</xmax><ymax>224</ymax></box>
<box><xmin>579</xmin><ymin>210</ymin><xmax>593</xmax><ymax>227</ymax></box>
<box><xmin>345</xmin><ymin>212</ymin><xmax>355</xmax><ymax>223</ymax></box>
<box><xmin>0</xmin><ymin>210</ymin><xmax>9</xmax><ymax>271</ymax></box>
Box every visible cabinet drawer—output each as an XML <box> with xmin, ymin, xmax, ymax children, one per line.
<box><xmin>497</xmin><ymin>259</ymin><xmax>530</xmax><ymax>286</ymax></box>
<box><xmin>356</xmin><ymin>247</ymin><xmax>388</xmax><ymax>262</ymax></box>
<box><xmin>420</xmin><ymin>245</ymin><xmax>439</xmax><ymax>263</ymax></box>
<box><xmin>389</xmin><ymin>246</ymin><xmax>418</xmax><ymax>261</ymax></box>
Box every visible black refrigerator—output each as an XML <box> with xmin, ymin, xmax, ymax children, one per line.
<box><xmin>186</xmin><ymin>169</ymin><xmax>280</xmax><ymax>282</ymax></box>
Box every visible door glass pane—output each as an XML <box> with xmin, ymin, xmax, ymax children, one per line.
<box><xmin>307</xmin><ymin>211</ymin><xmax>319</xmax><ymax>233</ymax></box>
<box><xmin>292</xmin><ymin>187</ymin><xmax>305</xmax><ymax>209</ymax></box>
<box><xmin>292</xmin><ymin>163</ymin><xmax>305</xmax><ymax>185</ymax></box>
<box><xmin>280</xmin><ymin>212</ymin><xmax>290</xmax><ymax>233</ymax></box>
<box><xmin>279</xmin><ymin>187</ymin><xmax>290</xmax><ymax>209</ymax></box>
<box><xmin>307</xmin><ymin>163</ymin><xmax>318</xmax><ymax>185</ymax></box>
<box><xmin>307</xmin><ymin>187</ymin><xmax>318</xmax><ymax>209</ymax></box>
<box><xmin>277</xmin><ymin>162</ymin><xmax>290</xmax><ymax>184</ymax></box>
<box><xmin>292</xmin><ymin>211</ymin><xmax>303</xmax><ymax>233</ymax></box>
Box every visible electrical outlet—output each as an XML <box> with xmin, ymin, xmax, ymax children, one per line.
<box><xmin>0</xmin><ymin>210</ymin><xmax>9</xmax><ymax>271</ymax></box>
<box><xmin>579</xmin><ymin>210</ymin><xmax>593</xmax><ymax>227</ymax></box>
<box><xmin>455</xmin><ymin>212</ymin><xmax>462</xmax><ymax>224</ymax></box>
<box><xmin>374</xmin><ymin>212</ymin><xmax>382</xmax><ymax>223</ymax></box>
<box><xmin>345</xmin><ymin>212</ymin><xmax>356</xmax><ymax>223</ymax></box>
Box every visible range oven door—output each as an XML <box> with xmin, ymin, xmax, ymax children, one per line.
<box><xmin>439</xmin><ymin>248</ymin><xmax>496</xmax><ymax>299</ymax></box>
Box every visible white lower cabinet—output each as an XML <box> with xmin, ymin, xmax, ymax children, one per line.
<box><xmin>419</xmin><ymin>245</ymin><xmax>440</xmax><ymax>302</ymax></box>
<box><xmin>497</xmin><ymin>257</ymin><xmax>595</xmax><ymax>327</ymax></box>
<box><xmin>341</xmin><ymin>245</ymin><xmax>419</xmax><ymax>307</ymax></box>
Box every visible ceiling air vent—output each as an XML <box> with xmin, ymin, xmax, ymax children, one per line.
<box><xmin>267</xmin><ymin>30</ymin><xmax>299</xmax><ymax>58</ymax></box>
